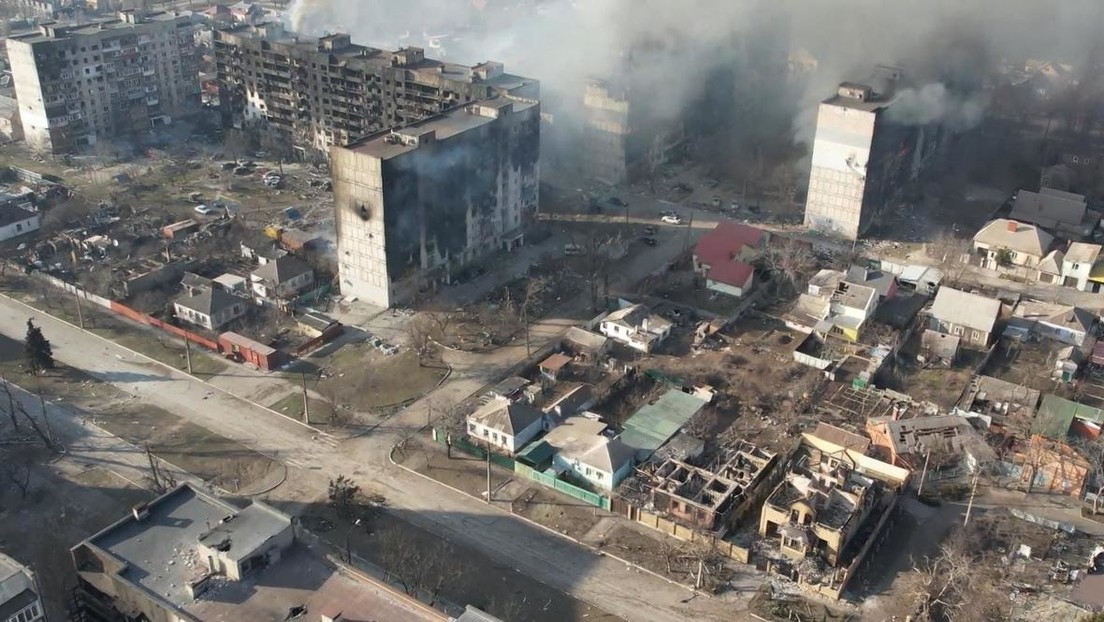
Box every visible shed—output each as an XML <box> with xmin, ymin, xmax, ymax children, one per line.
<box><xmin>218</xmin><ymin>331</ymin><xmax>284</xmax><ymax>371</ymax></box>
<box><xmin>162</xmin><ymin>219</ymin><xmax>199</xmax><ymax>239</ymax></box>
<box><xmin>539</xmin><ymin>353</ymin><xmax>572</xmax><ymax>380</ymax></box>
<box><xmin>1032</xmin><ymin>394</ymin><xmax>1104</xmax><ymax>440</ymax></box>
<box><xmin>620</xmin><ymin>389</ymin><xmax>709</xmax><ymax>460</ymax></box>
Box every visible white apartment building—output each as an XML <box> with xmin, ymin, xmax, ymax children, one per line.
<box><xmin>8</xmin><ymin>10</ymin><xmax>199</xmax><ymax>153</ymax></box>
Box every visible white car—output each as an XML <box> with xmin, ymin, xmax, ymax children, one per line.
<box><xmin>661</xmin><ymin>214</ymin><xmax>683</xmax><ymax>225</ymax></box>
<box><xmin>194</xmin><ymin>204</ymin><xmax>218</xmax><ymax>216</ymax></box>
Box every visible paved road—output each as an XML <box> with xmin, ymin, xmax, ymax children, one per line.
<box><xmin>0</xmin><ymin>295</ymin><xmax>748</xmax><ymax>622</ymax></box>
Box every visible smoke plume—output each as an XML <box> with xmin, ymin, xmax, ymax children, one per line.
<box><xmin>281</xmin><ymin>0</ymin><xmax>1104</xmax><ymax>174</ymax></box>
<box><xmin>886</xmin><ymin>84</ymin><xmax>989</xmax><ymax>131</ymax></box>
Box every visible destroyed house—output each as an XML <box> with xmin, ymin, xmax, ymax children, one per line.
<box><xmin>648</xmin><ymin>443</ymin><xmax>776</xmax><ymax>532</ymax></box>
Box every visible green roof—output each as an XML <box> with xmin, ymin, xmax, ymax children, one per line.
<box><xmin>621</xmin><ymin>389</ymin><xmax>708</xmax><ymax>457</ymax></box>
<box><xmin>517</xmin><ymin>439</ymin><xmax>554</xmax><ymax>467</ymax></box>
<box><xmin>1032</xmin><ymin>394</ymin><xmax>1104</xmax><ymax>440</ymax></box>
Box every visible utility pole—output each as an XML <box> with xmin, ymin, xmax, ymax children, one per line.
<box><xmin>183</xmin><ymin>332</ymin><xmax>193</xmax><ymax>375</ymax></box>
<box><xmin>485</xmin><ymin>442</ymin><xmax>491</xmax><ymax>504</ymax></box>
<box><xmin>300</xmin><ymin>371</ymin><xmax>310</xmax><ymax>425</ymax></box>
<box><xmin>74</xmin><ymin>290</ymin><xmax>84</xmax><ymax>329</ymax></box>
<box><xmin>964</xmin><ymin>469</ymin><xmax>980</xmax><ymax>526</ymax></box>
<box><xmin>682</xmin><ymin>211</ymin><xmax>694</xmax><ymax>256</ymax></box>
<box><xmin>917</xmin><ymin>448</ymin><xmax>932</xmax><ymax>496</ymax></box>
<box><xmin>38</xmin><ymin>392</ymin><xmax>54</xmax><ymax>447</ymax></box>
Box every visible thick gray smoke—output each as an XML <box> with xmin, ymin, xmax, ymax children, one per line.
<box><xmin>887</xmin><ymin>84</ymin><xmax>989</xmax><ymax>131</ymax></box>
<box><xmin>281</xmin><ymin>0</ymin><xmax>1104</xmax><ymax>173</ymax></box>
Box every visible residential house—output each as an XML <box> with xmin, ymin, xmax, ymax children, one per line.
<box><xmin>972</xmin><ymin>218</ymin><xmax>1054</xmax><ymax>272</ymax></box>
<box><xmin>758</xmin><ymin>431</ymin><xmax>909</xmax><ymax>567</ymax></box>
<box><xmin>599</xmin><ymin>303</ymin><xmax>672</xmax><ymax>353</ymax></box>
<box><xmin>928</xmin><ymin>287</ymin><xmax>1002</xmax><ymax>348</ymax></box>
<box><xmin>620</xmin><ymin>388</ymin><xmax>713</xmax><ymax>461</ymax></box>
<box><xmin>866</xmin><ymin>415</ymin><xmax>994</xmax><ymax>472</ymax></box>
<box><xmin>1009</xmin><ymin>300</ymin><xmax>1096</xmax><ymax>347</ymax></box>
<box><xmin>1061</xmin><ymin>242</ymin><xmax>1103</xmax><ymax>291</ymax></box>
<box><xmin>692</xmin><ymin>221</ymin><xmax>767</xmax><ymax>298</ymax></box>
<box><xmin>467</xmin><ymin>397</ymin><xmax>545</xmax><ymax>453</ymax></box>
<box><xmin>1010</xmin><ymin>188</ymin><xmax>1100</xmax><ymax>240</ymax></box>
<box><xmin>250</xmin><ymin>256</ymin><xmax>314</xmax><ymax>300</ymax></box>
<box><xmin>562</xmin><ymin>326</ymin><xmax>609</xmax><ymax>362</ymax></box>
<box><xmin>488</xmin><ymin>376</ymin><xmax>531</xmax><ymax>401</ymax></box>
<box><xmin>1011</xmin><ymin>435</ymin><xmax>1089</xmax><ymax>497</ymax></box>
<box><xmin>0</xmin><ymin>552</ymin><xmax>44</xmax><ymax>622</ymax></box>
<box><xmin>1037</xmin><ymin>249</ymin><xmax>1065</xmax><ymax>285</ymax></box>
<box><xmin>786</xmin><ymin>270</ymin><xmax>878</xmax><ymax>341</ymax></box>
<box><xmin>0</xmin><ymin>198</ymin><xmax>40</xmax><ymax>242</ymax></box>
<box><xmin>173</xmin><ymin>285</ymin><xmax>247</xmax><ymax>330</ymax></box>
<box><xmin>956</xmin><ymin>375</ymin><xmax>1041</xmax><ymax>435</ymax></box>
<box><xmin>845</xmin><ymin>265</ymin><xmax>898</xmax><ymax>302</ymax></box>
<box><xmin>538</xmin><ymin>352</ymin><xmax>572</xmax><ymax>381</ymax></box>
<box><xmin>537</xmin><ymin>416</ymin><xmax>635</xmax><ymax>490</ymax></box>
<box><xmin>826</xmin><ymin>281</ymin><xmax>878</xmax><ymax>342</ymax></box>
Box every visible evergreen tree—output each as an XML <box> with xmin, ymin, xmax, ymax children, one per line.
<box><xmin>24</xmin><ymin>320</ymin><xmax>54</xmax><ymax>375</ymax></box>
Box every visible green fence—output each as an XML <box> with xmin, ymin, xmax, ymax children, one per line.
<box><xmin>439</xmin><ymin>431</ymin><xmax>517</xmax><ymax>470</ymax></box>
<box><xmin>516</xmin><ymin>462</ymin><xmax>610</xmax><ymax>510</ymax></box>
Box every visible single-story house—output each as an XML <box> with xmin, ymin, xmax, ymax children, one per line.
<box><xmin>1061</xmin><ymin>242</ymin><xmax>1103</xmax><ymax>292</ymax></box>
<box><xmin>1009</xmin><ymin>300</ymin><xmax>1096</xmax><ymax>347</ymax></box>
<box><xmin>1032</xmin><ymin>394</ymin><xmax>1104</xmax><ymax>440</ymax></box>
<box><xmin>599</xmin><ymin>303</ymin><xmax>672</xmax><ymax>353</ymax></box>
<box><xmin>928</xmin><ymin>287</ymin><xmax>1002</xmax><ymax>348</ymax></box>
<box><xmin>1010</xmin><ymin>188</ymin><xmax>1099</xmax><ymax>240</ymax></box>
<box><xmin>540</xmin><ymin>416</ymin><xmax>635</xmax><ymax>491</ymax></box>
<box><xmin>173</xmin><ymin>286</ymin><xmax>247</xmax><ymax>331</ymax></box>
<box><xmin>972</xmin><ymin>219</ymin><xmax>1054</xmax><ymax>271</ymax></box>
<box><xmin>467</xmin><ymin>397</ymin><xmax>546</xmax><ymax>453</ymax></box>
<box><xmin>0</xmin><ymin>199</ymin><xmax>40</xmax><ymax>242</ymax></box>
<box><xmin>692</xmin><ymin>221</ymin><xmax>767</xmax><ymax>298</ymax></box>
<box><xmin>539</xmin><ymin>353</ymin><xmax>572</xmax><ymax>381</ymax></box>
<box><xmin>251</xmin><ymin>256</ymin><xmax>314</xmax><ymax>300</ymax></box>
<box><xmin>561</xmin><ymin>327</ymin><xmax>609</xmax><ymax>362</ymax></box>
<box><xmin>845</xmin><ymin>265</ymin><xmax>898</xmax><ymax>301</ymax></box>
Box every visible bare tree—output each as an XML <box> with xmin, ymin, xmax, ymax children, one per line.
<box><xmin>377</xmin><ymin>524</ymin><xmax>453</xmax><ymax>605</ymax></box>
<box><xmin>0</xmin><ymin>452</ymin><xmax>31</xmax><ymax>499</ymax></box>
<box><xmin>0</xmin><ymin>381</ymin><xmax>60</xmax><ymax>453</ymax></box>
<box><xmin>928</xmin><ymin>229</ymin><xmax>972</xmax><ymax>287</ymax></box>
<box><xmin>755</xmin><ymin>238</ymin><xmax>815</xmax><ymax>297</ymax></box>
<box><xmin>1077</xmin><ymin>437</ymin><xmax>1104</xmax><ymax>513</ymax></box>
<box><xmin>145</xmin><ymin>445</ymin><xmax>177</xmax><ymax>494</ymax></box>
<box><xmin>521</xmin><ymin>275</ymin><xmax>547</xmax><ymax>356</ymax></box>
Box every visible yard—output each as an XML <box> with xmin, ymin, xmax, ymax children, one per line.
<box><xmin>306</xmin><ymin>344</ymin><xmax>448</xmax><ymax>411</ymax></box>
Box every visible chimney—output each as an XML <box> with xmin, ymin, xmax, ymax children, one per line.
<box><xmin>132</xmin><ymin>502</ymin><xmax>150</xmax><ymax>521</ymax></box>
<box><xmin>1007</xmin><ymin>220</ymin><xmax>1018</xmax><ymax>232</ymax></box>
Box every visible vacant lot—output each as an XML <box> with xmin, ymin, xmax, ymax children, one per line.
<box><xmin>309</xmin><ymin>344</ymin><xmax>448</xmax><ymax>410</ymax></box>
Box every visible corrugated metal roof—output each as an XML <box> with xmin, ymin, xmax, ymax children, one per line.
<box><xmin>621</xmin><ymin>389</ymin><xmax>708</xmax><ymax>457</ymax></box>
<box><xmin>1032</xmin><ymin>394</ymin><xmax>1104</xmax><ymax>440</ymax></box>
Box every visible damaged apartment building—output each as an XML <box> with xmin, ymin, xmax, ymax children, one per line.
<box><xmin>332</xmin><ymin>96</ymin><xmax>540</xmax><ymax>308</ymax></box>
<box><xmin>213</xmin><ymin>23</ymin><xmax>538</xmax><ymax>154</ymax></box>
<box><xmin>7</xmin><ymin>10</ymin><xmax>199</xmax><ymax>153</ymax></box>
<box><xmin>803</xmin><ymin>66</ymin><xmax>949</xmax><ymax>240</ymax></box>
<box><xmin>581</xmin><ymin>77</ymin><xmax>684</xmax><ymax>186</ymax></box>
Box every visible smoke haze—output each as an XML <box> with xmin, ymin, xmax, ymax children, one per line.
<box><xmin>282</xmin><ymin>0</ymin><xmax>1104</xmax><ymax>169</ymax></box>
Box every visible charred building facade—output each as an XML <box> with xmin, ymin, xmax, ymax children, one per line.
<box><xmin>332</xmin><ymin>97</ymin><xmax>540</xmax><ymax>308</ymax></box>
<box><xmin>803</xmin><ymin>66</ymin><xmax>947</xmax><ymax>240</ymax></box>
<box><xmin>213</xmin><ymin>23</ymin><xmax>538</xmax><ymax>155</ymax></box>
<box><xmin>7</xmin><ymin>10</ymin><xmax>199</xmax><ymax>153</ymax></box>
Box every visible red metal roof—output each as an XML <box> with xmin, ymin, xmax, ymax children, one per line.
<box><xmin>707</xmin><ymin>260</ymin><xmax>754</xmax><ymax>288</ymax></box>
<box><xmin>694</xmin><ymin>221</ymin><xmax>766</xmax><ymax>266</ymax></box>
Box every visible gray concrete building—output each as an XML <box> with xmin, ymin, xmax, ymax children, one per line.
<box><xmin>0</xmin><ymin>552</ymin><xmax>45</xmax><ymax>622</ymax></box>
<box><xmin>213</xmin><ymin>23</ymin><xmax>538</xmax><ymax>155</ymax></box>
<box><xmin>332</xmin><ymin>96</ymin><xmax>540</xmax><ymax>308</ymax></box>
<box><xmin>581</xmin><ymin>78</ymin><xmax>684</xmax><ymax>186</ymax></box>
<box><xmin>803</xmin><ymin>66</ymin><xmax>946</xmax><ymax>240</ymax></box>
<box><xmin>7</xmin><ymin>10</ymin><xmax>199</xmax><ymax>153</ymax></box>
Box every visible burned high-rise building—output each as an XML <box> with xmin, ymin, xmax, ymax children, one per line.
<box><xmin>581</xmin><ymin>78</ymin><xmax>685</xmax><ymax>186</ymax></box>
<box><xmin>213</xmin><ymin>23</ymin><xmax>538</xmax><ymax>155</ymax></box>
<box><xmin>803</xmin><ymin>66</ymin><xmax>948</xmax><ymax>240</ymax></box>
<box><xmin>7</xmin><ymin>10</ymin><xmax>199</xmax><ymax>153</ymax></box>
<box><xmin>332</xmin><ymin>97</ymin><xmax>540</xmax><ymax>308</ymax></box>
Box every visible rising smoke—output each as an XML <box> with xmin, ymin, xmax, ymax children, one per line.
<box><xmin>282</xmin><ymin>0</ymin><xmax>1104</xmax><ymax>173</ymax></box>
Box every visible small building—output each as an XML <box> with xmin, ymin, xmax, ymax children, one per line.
<box><xmin>693</xmin><ymin>221</ymin><xmax>767</xmax><ymax>298</ymax></box>
<box><xmin>599</xmin><ymin>303</ymin><xmax>672</xmax><ymax>353</ymax></box>
<box><xmin>845</xmin><ymin>264</ymin><xmax>898</xmax><ymax>301</ymax></box>
<box><xmin>218</xmin><ymin>331</ymin><xmax>284</xmax><ymax>371</ymax></box>
<box><xmin>173</xmin><ymin>286</ymin><xmax>247</xmax><ymax>331</ymax></box>
<box><xmin>928</xmin><ymin>287</ymin><xmax>1002</xmax><ymax>348</ymax></box>
<box><xmin>1009</xmin><ymin>300</ymin><xmax>1096</xmax><ymax>347</ymax></box>
<box><xmin>866</xmin><ymin>415</ymin><xmax>994</xmax><ymax>472</ymax></box>
<box><xmin>467</xmin><ymin>397</ymin><xmax>545</xmax><ymax>453</ymax></box>
<box><xmin>1010</xmin><ymin>188</ymin><xmax>1099</xmax><ymax>240</ymax></box>
<box><xmin>251</xmin><ymin>255</ymin><xmax>314</xmax><ymax>300</ymax></box>
<box><xmin>1062</xmin><ymin>242</ymin><xmax>1103</xmax><ymax>291</ymax></box>
<box><xmin>1032</xmin><ymin>394</ymin><xmax>1104</xmax><ymax>440</ymax></box>
<box><xmin>955</xmin><ymin>375</ymin><xmax>1041</xmax><ymax>434</ymax></box>
<box><xmin>539</xmin><ymin>352</ymin><xmax>572</xmax><ymax>381</ymax></box>
<box><xmin>561</xmin><ymin>326</ymin><xmax>609</xmax><ymax>361</ymax></box>
<box><xmin>620</xmin><ymin>388</ymin><xmax>712</xmax><ymax>461</ymax></box>
<box><xmin>972</xmin><ymin>218</ymin><xmax>1054</xmax><ymax>271</ymax></box>
<box><xmin>162</xmin><ymin>218</ymin><xmax>200</xmax><ymax>239</ymax></box>
<box><xmin>539</xmin><ymin>416</ymin><xmax>634</xmax><ymax>491</ymax></box>
<box><xmin>1011</xmin><ymin>435</ymin><xmax>1089</xmax><ymax>497</ymax></box>
<box><xmin>1037</xmin><ymin>249</ymin><xmax>1065</xmax><ymax>285</ymax></box>
<box><xmin>488</xmin><ymin>376</ymin><xmax>531</xmax><ymax>401</ymax></box>
<box><xmin>647</xmin><ymin>443</ymin><xmax>776</xmax><ymax>532</ymax></box>
<box><xmin>296</xmin><ymin>311</ymin><xmax>341</xmax><ymax>339</ymax></box>
<box><xmin>0</xmin><ymin>199</ymin><xmax>40</xmax><ymax>242</ymax></box>
<box><xmin>0</xmin><ymin>552</ymin><xmax>44</xmax><ymax>622</ymax></box>
<box><xmin>542</xmin><ymin>384</ymin><xmax>595</xmax><ymax>419</ymax></box>
<box><xmin>213</xmin><ymin>273</ymin><xmax>248</xmax><ymax>294</ymax></box>
<box><xmin>786</xmin><ymin>270</ymin><xmax>878</xmax><ymax>341</ymax></box>
<box><xmin>758</xmin><ymin>432</ymin><xmax>908</xmax><ymax>567</ymax></box>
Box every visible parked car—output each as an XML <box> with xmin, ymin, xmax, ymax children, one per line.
<box><xmin>194</xmin><ymin>204</ymin><xmax>218</xmax><ymax>216</ymax></box>
<box><xmin>661</xmin><ymin>214</ymin><xmax>683</xmax><ymax>225</ymax></box>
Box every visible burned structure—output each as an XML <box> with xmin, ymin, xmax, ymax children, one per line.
<box><xmin>214</xmin><ymin>23</ymin><xmax>538</xmax><ymax>154</ymax></box>
<box><xmin>332</xmin><ymin>97</ymin><xmax>540</xmax><ymax>308</ymax></box>
<box><xmin>581</xmin><ymin>78</ymin><xmax>684</xmax><ymax>186</ymax></box>
<box><xmin>8</xmin><ymin>10</ymin><xmax>199</xmax><ymax>153</ymax></box>
<box><xmin>647</xmin><ymin>442</ymin><xmax>776</xmax><ymax>532</ymax></box>
<box><xmin>803</xmin><ymin>66</ymin><xmax>948</xmax><ymax>240</ymax></box>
